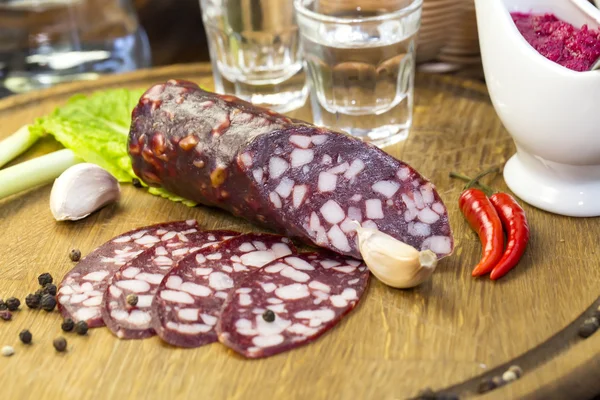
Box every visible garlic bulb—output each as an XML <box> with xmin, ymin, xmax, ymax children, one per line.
<box><xmin>355</xmin><ymin>223</ymin><xmax>438</xmax><ymax>289</ymax></box>
<box><xmin>50</xmin><ymin>163</ymin><xmax>121</xmax><ymax>221</ymax></box>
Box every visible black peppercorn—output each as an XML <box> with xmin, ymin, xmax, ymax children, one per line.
<box><xmin>262</xmin><ymin>309</ymin><xmax>275</xmax><ymax>322</ymax></box>
<box><xmin>35</xmin><ymin>289</ymin><xmax>44</xmax><ymax>297</ymax></box>
<box><xmin>0</xmin><ymin>300</ymin><xmax>6</xmax><ymax>311</ymax></box>
<box><xmin>53</xmin><ymin>337</ymin><xmax>67</xmax><ymax>352</ymax></box>
<box><xmin>6</xmin><ymin>297</ymin><xmax>20</xmax><ymax>311</ymax></box>
<box><xmin>41</xmin><ymin>294</ymin><xmax>57</xmax><ymax>312</ymax></box>
<box><xmin>25</xmin><ymin>293</ymin><xmax>41</xmax><ymax>309</ymax></box>
<box><xmin>0</xmin><ymin>310</ymin><xmax>12</xmax><ymax>321</ymax></box>
<box><xmin>61</xmin><ymin>318</ymin><xmax>75</xmax><ymax>332</ymax></box>
<box><xmin>69</xmin><ymin>249</ymin><xmax>81</xmax><ymax>262</ymax></box>
<box><xmin>43</xmin><ymin>283</ymin><xmax>57</xmax><ymax>296</ymax></box>
<box><xmin>38</xmin><ymin>273</ymin><xmax>53</xmax><ymax>286</ymax></box>
<box><xmin>578</xmin><ymin>317</ymin><xmax>600</xmax><ymax>339</ymax></box>
<box><xmin>19</xmin><ymin>330</ymin><xmax>32</xmax><ymax>344</ymax></box>
<box><xmin>74</xmin><ymin>321</ymin><xmax>88</xmax><ymax>335</ymax></box>
<box><xmin>126</xmin><ymin>294</ymin><xmax>138</xmax><ymax>306</ymax></box>
<box><xmin>132</xmin><ymin>178</ymin><xmax>143</xmax><ymax>188</ymax></box>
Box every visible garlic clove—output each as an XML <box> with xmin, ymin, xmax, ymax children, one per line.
<box><xmin>50</xmin><ymin>163</ymin><xmax>121</xmax><ymax>221</ymax></box>
<box><xmin>355</xmin><ymin>223</ymin><xmax>438</xmax><ymax>289</ymax></box>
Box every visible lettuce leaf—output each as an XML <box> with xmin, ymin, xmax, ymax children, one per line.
<box><xmin>148</xmin><ymin>187</ymin><xmax>197</xmax><ymax>208</ymax></box>
<box><xmin>30</xmin><ymin>88</ymin><xmax>196</xmax><ymax>206</ymax></box>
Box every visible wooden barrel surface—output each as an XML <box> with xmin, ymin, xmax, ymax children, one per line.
<box><xmin>0</xmin><ymin>63</ymin><xmax>599</xmax><ymax>400</ymax></box>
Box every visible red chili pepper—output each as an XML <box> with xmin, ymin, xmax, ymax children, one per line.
<box><xmin>489</xmin><ymin>193</ymin><xmax>530</xmax><ymax>280</ymax></box>
<box><xmin>458</xmin><ymin>188</ymin><xmax>505</xmax><ymax>277</ymax></box>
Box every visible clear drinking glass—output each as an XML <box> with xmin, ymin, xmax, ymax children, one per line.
<box><xmin>0</xmin><ymin>0</ymin><xmax>151</xmax><ymax>95</ymax></box>
<box><xmin>200</xmin><ymin>0</ymin><xmax>308</xmax><ymax>113</ymax></box>
<box><xmin>294</xmin><ymin>0</ymin><xmax>422</xmax><ymax>147</ymax></box>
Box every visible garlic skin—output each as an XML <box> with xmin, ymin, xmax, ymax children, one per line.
<box><xmin>355</xmin><ymin>224</ymin><xmax>438</xmax><ymax>289</ymax></box>
<box><xmin>50</xmin><ymin>163</ymin><xmax>121</xmax><ymax>221</ymax></box>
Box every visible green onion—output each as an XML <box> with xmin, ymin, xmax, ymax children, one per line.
<box><xmin>0</xmin><ymin>125</ymin><xmax>40</xmax><ymax>168</ymax></box>
<box><xmin>0</xmin><ymin>149</ymin><xmax>81</xmax><ymax>200</ymax></box>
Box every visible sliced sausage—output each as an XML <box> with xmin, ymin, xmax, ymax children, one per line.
<box><xmin>151</xmin><ymin>233</ymin><xmax>296</xmax><ymax>348</ymax></box>
<box><xmin>217</xmin><ymin>252</ymin><xmax>370</xmax><ymax>358</ymax></box>
<box><xmin>102</xmin><ymin>230</ymin><xmax>239</xmax><ymax>339</ymax></box>
<box><xmin>57</xmin><ymin>220</ymin><xmax>197</xmax><ymax>327</ymax></box>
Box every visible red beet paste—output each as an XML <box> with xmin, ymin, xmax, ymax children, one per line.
<box><xmin>511</xmin><ymin>12</ymin><xmax>600</xmax><ymax>72</ymax></box>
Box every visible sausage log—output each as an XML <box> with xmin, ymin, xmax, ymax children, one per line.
<box><xmin>128</xmin><ymin>80</ymin><xmax>454</xmax><ymax>259</ymax></box>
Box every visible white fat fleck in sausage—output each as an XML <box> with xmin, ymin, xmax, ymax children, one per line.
<box><xmin>269</xmin><ymin>157</ymin><xmax>289</xmax><ymax>179</ymax></box>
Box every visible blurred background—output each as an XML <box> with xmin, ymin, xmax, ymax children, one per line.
<box><xmin>134</xmin><ymin>0</ymin><xmax>483</xmax><ymax>79</ymax></box>
<box><xmin>2</xmin><ymin>0</ymin><xmax>600</xmax><ymax>100</ymax></box>
<box><xmin>134</xmin><ymin>0</ymin><xmax>210</xmax><ymax>67</ymax></box>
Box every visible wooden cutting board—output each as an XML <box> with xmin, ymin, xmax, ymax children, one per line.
<box><xmin>0</xmin><ymin>64</ymin><xmax>599</xmax><ymax>400</ymax></box>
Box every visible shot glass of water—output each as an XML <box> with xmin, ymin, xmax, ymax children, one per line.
<box><xmin>294</xmin><ymin>0</ymin><xmax>422</xmax><ymax>147</ymax></box>
<box><xmin>200</xmin><ymin>0</ymin><xmax>308</xmax><ymax>113</ymax></box>
<box><xmin>0</xmin><ymin>0</ymin><xmax>151</xmax><ymax>95</ymax></box>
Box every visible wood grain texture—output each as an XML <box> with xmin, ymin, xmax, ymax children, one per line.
<box><xmin>0</xmin><ymin>64</ymin><xmax>599</xmax><ymax>400</ymax></box>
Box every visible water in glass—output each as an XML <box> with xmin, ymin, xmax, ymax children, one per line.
<box><xmin>200</xmin><ymin>0</ymin><xmax>308</xmax><ymax>113</ymax></box>
<box><xmin>0</xmin><ymin>0</ymin><xmax>151</xmax><ymax>94</ymax></box>
<box><xmin>295</xmin><ymin>0</ymin><xmax>422</xmax><ymax>147</ymax></box>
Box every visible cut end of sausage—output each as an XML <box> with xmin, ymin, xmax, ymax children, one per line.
<box><xmin>241</xmin><ymin>128</ymin><xmax>454</xmax><ymax>259</ymax></box>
